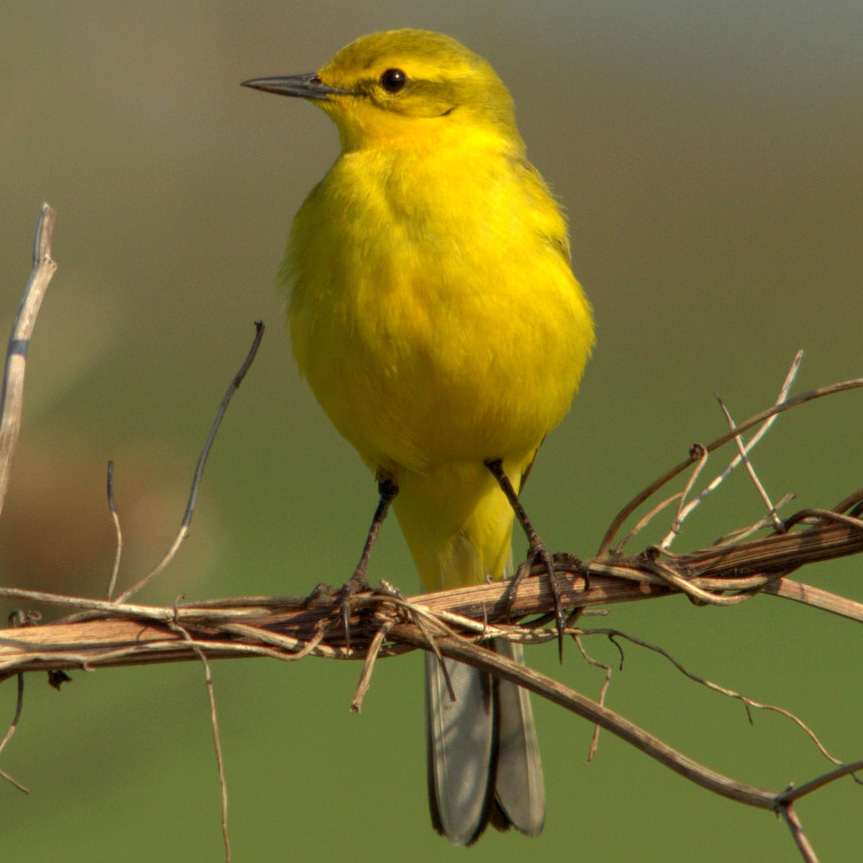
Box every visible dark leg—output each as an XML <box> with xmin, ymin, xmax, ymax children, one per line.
<box><xmin>348</xmin><ymin>474</ymin><xmax>399</xmax><ymax>588</ymax></box>
<box><xmin>484</xmin><ymin>458</ymin><xmax>566</xmax><ymax>661</ymax></box>
<box><xmin>322</xmin><ymin>473</ymin><xmax>398</xmax><ymax>648</ymax></box>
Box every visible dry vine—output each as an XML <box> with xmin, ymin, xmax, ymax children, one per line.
<box><xmin>1</xmin><ymin>206</ymin><xmax>862</xmax><ymax>863</ymax></box>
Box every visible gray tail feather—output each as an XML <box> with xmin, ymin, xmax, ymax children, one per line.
<box><xmin>425</xmin><ymin>640</ymin><xmax>545</xmax><ymax>845</ymax></box>
<box><xmin>493</xmin><ymin>639</ymin><xmax>545</xmax><ymax>834</ymax></box>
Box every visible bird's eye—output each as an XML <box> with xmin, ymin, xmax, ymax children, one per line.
<box><xmin>379</xmin><ymin>68</ymin><xmax>408</xmax><ymax>93</ymax></box>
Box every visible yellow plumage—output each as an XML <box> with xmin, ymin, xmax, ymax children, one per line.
<box><xmin>246</xmin><ymin>28</ymin><xmax>593</xmax><ymax>844</ymax></box>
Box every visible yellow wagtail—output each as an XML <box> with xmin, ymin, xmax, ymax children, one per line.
<box><xmin>244</xmin><ymin>29</ymin><xmax>594</xmax><ymax>845</ymax></box>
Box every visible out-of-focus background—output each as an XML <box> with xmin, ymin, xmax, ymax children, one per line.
<box><xmin>1</xmin><ymin>2</ymin><xmax>861</xmax><ymax>861</ymax></box>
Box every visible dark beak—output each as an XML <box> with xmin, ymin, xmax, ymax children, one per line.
<box><xmin>241</xmin><ymin>73</ymin><xmax>347</xmax><ymax>100</ymax></box>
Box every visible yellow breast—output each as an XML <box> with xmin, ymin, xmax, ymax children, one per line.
<box><xmin>284</xmin><ymin>140</ymin><xmax>593</xmax><ymax>475</ymax></box>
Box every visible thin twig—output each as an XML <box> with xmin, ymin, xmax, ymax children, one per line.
<box><xmin>658</xmin><ymin>443</ymin><xmax>708</xmax><ymax>550</ymax></box>
<box><xmin>172</xmin><ymin>621</ymin><xmax>231</xmax><ymax>863</ymax></box>
<box><xmin>579</xmin><ymin>627</ymin><xmax>846</xmax><ymax>766</ymax></box>
<box><xmin>105</xmin><ymin>461</ymin><xmax>123</xmax><ymax>600</ymax></box>
<box><xmin>598</xmin><ymin>373</ymin><xmax>863</xmax><ymax>555</ymax></box>
<box><xmin>766</xmin><ymin>578</ymin><xmax>863</xmax><ymax>623</ymax></box>
<box><xmin>666</xmin><ymin>351</ymin><xmax>803</xmax><ymax>547</ymax></box>
<box><xmin>717</xmin><ymin>397</ymin><xmax>784</xmax><ymax>531</ymax></box>
<box><xmin>572</xmin><ymin>633</ymin><xmax>614</xmax><ymax>761</ymax></box>
<box><xmin>351</xmin><ymin>620</ymin><xmax>394</xmax><ymax>713</ymax></box>
<box><xmin>778</xmin><ymin>760</ymin><xmax>863</xmax><ymax>803</ymax></box>
<box><xmin>783</xmin><ymin>507</ymin><xmax>863</xmax><ymax>532</ymax></box>
<box><xmin>613</xmin><ymin>491</ymin><xmax>682</xmax><ymax>554</ymax></box>
<box><xmin>711</xmin><ymin>493</ymin><xmax>795</xmax><ymax>547</ymax></box>
<box><xmin>115</xmin><ymin>322</ymin><xmax>264</xmax><ymax>603</ymax></box>
<box><xmin>781</xmin><ymin>802</ymin><xmax>819</xmax><ymax>863</ymax></box>
<box><xmin>0</xmin><ymin>204</ymin><xmax>58</xmax><ymax>518</ymax></box>
<box><xmin>643</xmin><ymin>557</ymin><xmax>755</xmax><ymax>606</ymax></box>
<box><xmin>221</xmin><ymin>620</ymin><xmax>335</xmax><ymax>660</ymax></box>
<box><xmin>397</xmin><ymin>624</ymin><xmax>780</xmax><ymax>808</ymax></box>
<box><xmin>0</xmin><ymin>673</ymin><xmax>29</xmax><ymax>793</ymax></box>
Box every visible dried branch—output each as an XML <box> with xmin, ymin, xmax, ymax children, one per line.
<box><xmin>576</xmin><ymin>626</ymin><xmax>845</xmax><ymax>767</ymax></box>
<box><xmin>658</xmin><ymin>350</ymin><xmax>803</xmax><ymax>550</ymax></box>
<box><xmin>0</xmin><ymin>668</ymin><xmax>27</xmax><ymax>793</ymax></box>
<box><xmin>782</xmin><ymin>802</ymin><xmax>819</xmax><ymax>863</ymax></box>
<box><xmin>0</xmin><ymin>203</ymin><xmax>57</xmax><ymax>518</ymax></box>
<box><xmin>2</xmin><ymin>483</ymin><xmax>860</xmax><ymax>860</ymax></box>
<box><xmin>598</xmin><ymin>375</ymin><xmax>863</xmax><ymax>555</ymax></box>
<box><xmin>0</xmin><ymin>478</ymin><xmax>861</xmax><ymax>693</ymax></box>
<box><xmin>1</xmin><ymin>491</ymin><xmax>862</xmax><ymax>668</ymax></box>
<box><xmin>171</xmin><ymin>620</ymin><xmax>231</xmax><ymax>863</ymax></box>
<box><xmin>104</xmin><ymin>461</ymin><xmax>122</xmax><ymax>601</ymax></box>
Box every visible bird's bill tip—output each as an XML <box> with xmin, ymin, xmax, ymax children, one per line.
<box><xmin>241</xmin><ymin>73</ymin><xmax>345</xmax><ymax>100</ymax></box>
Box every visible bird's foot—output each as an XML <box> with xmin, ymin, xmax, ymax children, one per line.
<box><xmin>304</xmin><ymin>474</ymin><xmax>399</xmax><ymax>650</ymax></box>
<box><xmin>508</xmin><ymin>542</ymin><xmax>570</xmax><ymax>662</ymax></box>
<box><xmin>304</xmin><ymin>571</ymin><xmax>373</xmax><ymax>650</ymax></box>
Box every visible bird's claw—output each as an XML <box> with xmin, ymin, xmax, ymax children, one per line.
<box><xmin>305</xmin><ymin>572</ymin><xmax>373</xmax><ymax>650</ymax></box>
<box><xmin>506</xmin><ymin>543</ymin><xmax>568</xmax><ymax>662</ymax></box>
<box><xmin>338</xmin><ymin>572</ymin><xmax>373</xmax><ymax>649</ymax></box>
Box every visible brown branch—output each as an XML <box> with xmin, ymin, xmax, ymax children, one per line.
<box><xmin>576</xmin><ymin>626</ymin><xmax>845</xmax><ymax>766</ymax></box>
<box><xmin>104</xmin><ymin>460</ymin><xmax>122</xmax><ymax>601</ymax></box>
<box><xmin>781</xmin><ymin>803</ymin><xmax>819</xmax><ymax>863</ymax></box>
<box><xmin>6</xmin><ymin>586</ymin><xmax>855</xmax><ymax>808</ymax></box>
<box><xmin>1</xmin><ymin>485</ymin><xmax>859</xmax><ymax>863</ymax></box>
<box><xmin>598</xmin><ymin>376</ymin><xmax>863</xmax><ymax>555</ymax></box>
<box><xmin>1</xmin><ymin>488</ymin><xmax>862</xmax><ymax>669</ymax></box>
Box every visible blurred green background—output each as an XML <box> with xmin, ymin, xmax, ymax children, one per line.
<box><xmin>1</xmin><ymin>2</ymin><xmax>861</xmax><ymax>860</ymax></box>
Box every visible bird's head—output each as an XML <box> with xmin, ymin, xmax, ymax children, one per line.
<box><xmin>243</xmin><ymin>29</ymin><xmax>521</xmax><ymax>152</ymax></box>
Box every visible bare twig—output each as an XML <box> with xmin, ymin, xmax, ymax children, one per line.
<box><xmin>1</xmin><ymin>485</ymin><xmax>863</xmax><ymax>668</ymax></box>
<box><xmin>0</xmin><ymin>673</ymin><xmax>28</xmax><ymax>793</ymax></box>
<box><xmin>172</xmin><ymin>621</ymin><xmax>231</xmax><ymax>863</ymax></box>
<box><xmin>0</xmin><ymin>203</ymin><xmax>57</xmax><ymax>518</ymax></box>
<box><xmin>778</xmin><ymin>760</ymin><xmax>863</xmax><ymax>803</ymax></box>
<box><xmin>781</xmin><ymin>802</ymin><xmax>819</xmax><ymax>863</ymax></box>
<box><xmin>598</xmin><ymin>374</ymin><xmax>863</xmax><ymax>555</ymax></box>
<box><xmin>351</xmin><ymin>620</ymin><xmax>394</xmax><ymax>713</ymax></box>
<box><xmin>397</xmin><ymin>623</ymin><xmax>781</xmax><ymax>806</ymax></box>
<box><xmin>717</xmin><ymin>397</ymin><xmax>784</xmax><ymax>531</ymax></box>
<box><xmin>0</xmin><ymin>502</ymin><xmax>859</xmax><ymax>862</ymax></box>
<box><xmin>658</xmin><ymin>443</ymin><xmax>708</xmax><ymax>550</ymax></box>
<box><xmin>712</xmin><ymin>492</ymin><xmax>795</xmax><ymax>547</ymax></box>
<box><xmin>572</xmin><ymin>632</ymin><xmax>614</xmax><ymax>761</ymax></box>
<box><xmin>115</xmin><ymin>322</ymin><xmax>264</xmax><ymax>603</ymax></box>
<box><xmin>578</xmin><ymin>627</ymin><xmax>846</xmax><ymax>767</ymax></box>
<box><xmin>612</xmin><ymin>491</ymin><xmax>683</xmax><ymax>553</ymax></box>
<box><xmin>105</xmin><ymin>461</ymin><xmax>123</xmax><ymax>600</ymax></box>
<box><xmin>661</xmin><ymin>351</ymin><xmax>803</xmax><ymax>548</ymax></box>
<box><xmin>642</xmin><ymin>555</ymin><xmax>756</xmax><ymax>606</ymax></box>
<box><xmin>766</xmin><ymin>578</ymin><xmax>863</xmax><ymax>622</ymax></box>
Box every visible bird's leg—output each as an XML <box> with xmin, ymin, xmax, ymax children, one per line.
<box><xmin>349</xmin><ymin>473</ymin><xmax>399</xmax><ymax>590</ymax></box>
<box><xmin>305</xmin><ymin>473</ymin><xmax>399</xmax><ymax>648</ymax></box>
<box><xmin>340</xmin><ymin>473</ymin><xmax>398</xmax><ymax>645</ymax></box>
<box><xmin>484</xmin><ymin>458</ymin><xmax>566</xmax><ymax>660</ymax></box>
